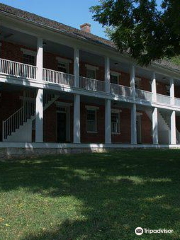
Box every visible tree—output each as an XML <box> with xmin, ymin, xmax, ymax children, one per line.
<box><xmin>91</xmin><ymin>0</ymin><xmax>180</xmax><ymax>66</ymax></box>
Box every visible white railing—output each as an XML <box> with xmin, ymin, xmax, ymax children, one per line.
<box><xmin>111</xmin><ymin>83</ymin><xmax>132</xmax><ymax>98</ymax></box>
<box><xmin>0</xmin><ymin>58</ymin><xmax>37</xmax><ymax>79</ymax></box>
<box><xmin>80</xmin><ymin>76</ymin><xmax>105</xmax><ymax>92</ymax></box>
<box><xmin>43</xmin><ymin>68</ymin><xmax>74</xmax><ymax>87</ymax></box>
<box><xmin>175</xmin><ymin>98</ymin><xmax>180</xmax><ymax>108</ymax></box>
<box><xmin>157</xmin><ymin>94</ymin><xmax>171</xmax><ymax>106</ymax></box>
<box><xmin>3</xmin><ymin>101</ymin><xmax>35</xmax><ymax>141</ymax></box>
<box><xmin>135</xmin><ymin>89</ymin><xmax>153</xmax><ymax>102</ymax></box>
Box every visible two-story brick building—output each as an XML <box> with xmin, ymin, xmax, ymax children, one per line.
<box><xmin>1</xmin><ymin>3</ymin><xmax>180</xmax><ymax>157</ymax></box>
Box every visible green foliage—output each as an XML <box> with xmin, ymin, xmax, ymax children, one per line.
<box><xmin>91</xmin><ymin>0</ymin><xmax>180</xmax><ymax>66</ymax></box>
<box><xmin>0</xmin><ymin>150</ymin><xmax>180</xmax><ymax>239</ymax></box>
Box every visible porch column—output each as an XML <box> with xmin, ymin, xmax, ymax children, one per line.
<box><xmin>73</xmin><ymin>48</ymin><xmax>80</xmax><ymax>143</ymax></box>
<box><xmin>73</xmin><ymin>94</ymin><xmax>81</xmax><ymax>143</ymax></box>
<box><xmin>131</xmin><ymin>103</ymin><xmax>137</xmax><ymax>144</ymax></box>
<box><xmin>36</xmin><ymin>37</ymin><xmax>43</xmax><ymax>81</ymax></box>
<box><xmin>170</xmin><ymin>78</ymin><xmax>175</xmax><ymax>106</ymax></box>
<box><xmin>35</xmin><ymin>88</ymin><xmax>43</xmax><ymax>142</ymax></box>
<box><xmin>130</xmin><ymin>65</ymin><xmax>136</xmax><ymax>99</ymax></box>
<box><xmin>105</xmin><ymin>56</ymin><xmax>110</xmax><ymax>93</ymax></box>
<box><xmin>74</xmin><ymin>48</ymin><xmax>79</xmax><ymax>87</ymax></box>
<box><xmin>151</xmin><ymin>72</ymin><xmax>157</xmax><ymax>102</ymax></box>
<box><xmin>105</xmin><ymin>99</ymin><xmax>111</xmax><ymax>144</ymax></box>
<box><xmin>152</xmin><ymin>107</ymin><xmax>158</xmax><ymax>144</ymax></box>
<box><xmin>170</xmin><ymin>111</ymin><xmax>176</xmax><ymax>145</ymax></box>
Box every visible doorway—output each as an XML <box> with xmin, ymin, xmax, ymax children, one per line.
<box><xmin>57</xmin><ymin>106</ymin><xmax>70</xmax><ymax>143</ymax></box>
<box><xmin>136</xmin><ymin>114</ymin><xmax>142</xmax><ymax>144</ymax></box>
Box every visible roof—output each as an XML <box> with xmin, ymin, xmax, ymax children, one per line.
<box><xmin>0</xmin><ymin>3</ymin><xmax>180</xmax><ymax>73</ymax></box>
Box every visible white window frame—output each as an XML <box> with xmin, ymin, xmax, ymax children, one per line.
<box><xmin>135</xmin><ymin>77</ymin><xmax>141</xmax><ymax>88</ymax></box>
<box><xmin>56</xmin><ymin>57</ymin><xmax>72</xmax><ymax>74</ymax></box>
<box><xmin>111</xmin><ymin>109</ymin><xmax>121</xmax><ymax>134</ymax></box>
<box><xmin>86</xmin><ymin>64</ymin><xmax>99</xmax><ymax>79</ymax></box>
<box><xmin>86</xmin><ymin>106</ymin><xmax>99</xmax><ymax>133</ymax></box>
<box><xmin>110</xmin><ymin>71</ymin><xmax>121</xmax><ymax>84</ymax></box>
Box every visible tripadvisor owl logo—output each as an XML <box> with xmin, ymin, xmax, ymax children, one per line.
<box><xmin>135</xmin><ymin>227</ymin><xmax>143</xmax><ymax>235</ymax></box>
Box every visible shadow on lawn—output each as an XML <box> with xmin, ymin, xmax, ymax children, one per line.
<box><xmin>0</xmin><ymin>150</ymin><xmax>180</xmax><ymax>239</ymax></box>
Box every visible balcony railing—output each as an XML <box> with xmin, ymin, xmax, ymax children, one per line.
<box><xmin>157</xmin><ymin>94</ymin><xmax>171</xmax><ymax>106</ymax></box>
<box><xmin>43</xmin><ymin>68</ymin><xmax>74</xmax><ymax>87</ymax></box>
<box><xmin>111</xmin><ymin>83</ymin><xmax>132</xmax><ymax>98</ymax></box>
<box><xmin>175</xmin><ymin>97</ymin><xmax>180</xmax><ymax>107</ymax></box>
<box><xmin>135</xmin><ymin>89</ymin><xmax>153</xmax><ymax>102</ymax></box>
<box><xmin>0</xmin><ymin>58</ymin><xmax>37</xmax><ymax>80</ymax></box>
<box><xmin>80</xmin><ymin>76</ymin><xmax>105</xmax><ymax>92</ymax></box>
<box><xmin>1</xmin><ymin>58</ymin><xmax>180</xmax><ymax>109</ymax></box>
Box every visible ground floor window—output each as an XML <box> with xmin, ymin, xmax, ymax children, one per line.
<box><xmin>111</xmin><ymin>112</ymin><xmax>120</xmax><ymax>134</ymax></box>
<box><xmin>86</xmin><ymin>109</ymin><xmax>97</xmax><ymax>133</ymax></box>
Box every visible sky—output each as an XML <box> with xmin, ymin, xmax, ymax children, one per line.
<box><xmin>0</xmin><ymin>0</ymin><xmax>107</xmax><ymax>38</ymax></box>
<box><xmin>0</xmin><ymin>0</ymin><xmax>163</xmax><ymax>39</ymax></box>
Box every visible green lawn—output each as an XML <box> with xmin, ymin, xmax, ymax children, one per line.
<box><xmin>0</xmin><ymin>150</ymin><xmax>180</xmax><ymax>240</ymax></box>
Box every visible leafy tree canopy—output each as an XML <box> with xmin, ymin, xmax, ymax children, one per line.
<box><xmin>91</xmin><ymin>0</ymin><xmax>180</xmax><ymax>66</ymax></box>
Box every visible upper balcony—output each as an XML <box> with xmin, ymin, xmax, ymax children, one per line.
<box><xmin>0</xmin><ymin>25</ymin><xmax>180</xmax><ymax>110</ymax></box>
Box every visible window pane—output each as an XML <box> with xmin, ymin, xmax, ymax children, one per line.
<box><xmin>110</xmin><ymin>75</ymin><xmax>118</xmax><ymax>84</ymax></box>
<box><xmin>87</xmin><ymin>69</ymin><xmax>96</xmax><ymax>79</ymax></box>
<box><xmin>111</xmin><ymin>112</ymin><xmax>120</xmax><ymax>133</ymax></box>
<box><xmin>87</xmin><ymin>109</ymin><xmax>96</xmax><ymax>132</ymax></box>
<box><xmin>23</xmin><ymin>54</ymin><xmax>35</xmax><ymax>66</ymax></box>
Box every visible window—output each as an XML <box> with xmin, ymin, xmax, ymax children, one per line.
<box><xmin>86</xmin><ymin>109</ymin><xmax>97</xmax><ymax>132</ymax></box>
<box><xmin>135</xmin><ymin>77</ymin><xmax>141</xmax><ymax>88</ymax></box>
<box><xmin>110</xmin><ymin>74</ymin><xmax>119</xmax><ymax>84</ymax></box>
<box><xmin>87</xmin><ymin>69</ymin><xmax>96</xmax><ymax>79</ymax></box>
<box><xmin>58</xmin><ymin>62</ymin><xmax>69</xmax><ymax>73</ymax></box>
<box><xmin>111</xmin><ymin>112</ymin><xmax>120</xmax><ymax>134</ymax></box>
<box><xmin>23</xmin><ymin>54</ymin><xmax>35</xmax><ymax>66</ymax></box>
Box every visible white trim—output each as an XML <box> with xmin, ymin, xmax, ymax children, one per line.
<box><xmin>85</xmin><ymin>64</ymin><xmax>99</xmax><ymax>71</ymax></box>
<box><xmin>56</xmin><ymin>57</ymin><xmax>72</xmax><ymax>64</ymax></box>
<box><xmin>21</xmin><ymin>48</ymin><xmax>36</xmax><ymax>56</ymax></box>
<box><xmin>136</xmin><ymin>112</ymin><xmax>143</xmax><ymax>116</ymax></box>
<box><xmin>85</xmin><ymin>105</ymin><xmax>99</xmax><ymax>110</ymax></box>
<box><xmin>111</xmin><ymin>109</ymin><xmax>122</xmax><ymax>113</ymax></box>
<box><xmin>56</xmin><ymin>101</ymin><xmax>73</xmax><ymax>107</ymax></box>
<box><xmin>111</xmin><ymin>71</ymin><xmax>121</xmax><ymax>77</ymax></box>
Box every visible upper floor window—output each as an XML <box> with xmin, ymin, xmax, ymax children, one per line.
<box><xmin>56</xmin><ymin>57</ymin><xmax>71</xmax><ymax>74</ymax></box>
<box><xmin>86</xmin><ymin>107</ymin><xmax>98</xmax><ymax>133</ymax></box>
<box><xmin>58</xmin><ymin>62</ymin><xmax>69</xmax><ymax>73</ymax></box>
<box><xmin>23</xmin><ymin>54</ymin><xmax>35</xmax><ymax>66</ymax></box>
<box><xmin>21</xmin><ymin>48</ymin><xmax>36</xmax><ymax>66</ymax></box>
<box><xmin>87</xmin><ymin>69</ymin><xmax>96</xmax><ymax>79</ymax></box>
<box><xmin>86</xmin><ymin>64</ymin><xmax>98</xmax><ymax>79</ymax></box>
<box><xmin>110</xmin><ymin>72</ymin><xmax>120</xmax><ymax>84</ymax></box>
<box><xmin>111</xmin><ymin>111</ymin><xmax>120</xmax><ymax>134</ymax></box>
<box><xmin>135</xmin><ymin>77</ymin><xmax>141</xmax><ymax>88</ymax></box>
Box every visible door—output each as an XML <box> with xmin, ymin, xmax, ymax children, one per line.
<box><xmin>57</xmin><ymin>112</ymin><xmax>67</xmax><ymax>143</ymax></box>
<box><xmin>136</xmin><ymin>115</ymin><xmax>142</xmax><ymax>144</ymax></box>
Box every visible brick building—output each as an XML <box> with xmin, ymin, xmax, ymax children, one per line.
<box><xmin>0</xmin><ymin>3</ymin><xmax>180</xmax><ymax>155</ymax></box>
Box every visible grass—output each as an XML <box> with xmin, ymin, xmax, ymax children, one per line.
<box><xmin>0</xmin><ymin>150</ymin><xmax>180</xmax><ymax>240</ymax></box>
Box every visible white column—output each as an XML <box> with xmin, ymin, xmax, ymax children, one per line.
<box><xmin>171</xmin><ymin>111</ymin><xmax>176</xmax><ymax>145</ymax></box>
<box><xmin>73</xmin><ymin>48</ymin><xmax>80</xmax><ymax>143</ymax></box>
<box><xmin>151</xmin><ymin>72</ymin><xmax>157</xmax><ymax>102</ymax></box>
<box><xmin>105</xmin><ymin>99</ymin><xmax>111</xmax><ymax>144</ymax></box>
<box><xmin>73</xmin><ymin>94</ymin><xmax>80</xmax><ymax>143</ymax></box>
<box><xmin>170</xmin><ymin>78</ymin><xmax>175</xmax><ymax>105</ymax></box>
<box><xmin>35</xmin><ymin>88</ymin><xmax>43</xmax><ymax>142</ymax></box>
<box><xmin>130</xmin><ymin>65</ymin><xmax>136</xmax><ymax>99</ymax></box>
<box><xmin>35</xmin><ymin>37</ymin><xmax>44</xmax><ymax>143</ymax></box>
<box><xmin>131</xmin><ymin>103</ymin><xmax>137</xmax><ymax>144</ymax></box>
<box><xmin>105</xmin><ymin>56</ymin><xmax>110</xmax><ymax>93</ymax></box>
<box><xmin>36</xmin><ymin>38</ymin><xmax>43</xmax><ymax>81</ymax></box>
<box><xmin>152</xmin><ymin>108</ymin><xmax>158</xmax><ymax>144</ymax></box>
<box><xmin>74</xmin><ymin>48</ymin><xmax>79</xmax><ymax>87</ymax></box>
